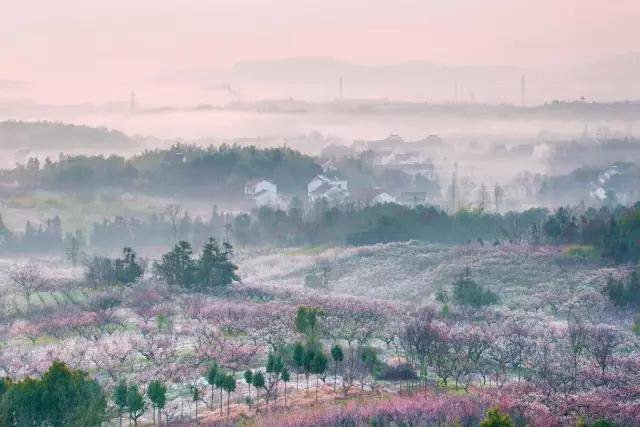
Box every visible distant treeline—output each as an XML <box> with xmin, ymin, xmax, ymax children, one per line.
<box><xmin>1</xmin><ymin>202</ymin><xmax>638</xmax><ymax>264</ymax></box>
<box><xmin>4</xmin><ymin>144</ymin><xmax>321</xmax><ymax>196</ymax></box>
<box><xmin>0</xmin><ymin>120</ymin><xmax>130</xmax><ymax>150</ymax></box>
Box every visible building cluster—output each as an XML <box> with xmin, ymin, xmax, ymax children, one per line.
<box><xmin>243</xmin><ymin>134</ymin><xmax>443</xmax><ymax>209</ymax></box>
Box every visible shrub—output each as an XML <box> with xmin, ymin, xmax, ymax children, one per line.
<box><xmin>452</xmin><ymin>270</ymin><xmax>498</xmax><ymax>308</ymax></box>
<box><xmin>563</xmin><ymin>245</ymin><xmax>600</xmax><ymax>258</ymax></box>
<box><xmin>375</xmin><ymin>364</ymin><xmax>418</xmax><ymax>381</ymax></box>
<box><xmin>479</xmin><ymin>405</ymin><xmax>513</xmax><ymax>427</ymax></box>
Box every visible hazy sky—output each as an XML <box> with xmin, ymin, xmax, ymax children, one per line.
<box><xmin>2</xmin><ymin>0</ymin><xmax>640</xmax><ymax>104</ymax></box>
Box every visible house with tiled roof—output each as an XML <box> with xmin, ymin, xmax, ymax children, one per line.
<box><xmin>244</xmin><ymin>179</ymin><xmax>278</xmax><ymax>207</ymax></box>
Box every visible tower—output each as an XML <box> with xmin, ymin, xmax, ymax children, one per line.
<box><xmin>129</xmin><ymin>90</ymin><xmax>136</xmax><ymax>114</ymax></box>
<box><xmin>451</xmin><ymin>162</ymin><xmax>458</xmax><ymax>213</ymax></box>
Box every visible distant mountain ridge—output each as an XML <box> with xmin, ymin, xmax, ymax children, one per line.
<box><xmin>162</xmin><ymin>54</ymin><xmax>640</xmax><ymax>103</ymax></box>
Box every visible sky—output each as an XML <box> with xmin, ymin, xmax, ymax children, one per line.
<box><xmin>2</xmin><ymin>0</ymin><xmax>640</xmax><ymax>104</ymax></box>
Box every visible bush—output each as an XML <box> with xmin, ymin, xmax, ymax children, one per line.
<box><xmin>479</xmin><ymin>405</ymin><xmax>513</xmax><ymax>427</ymax></box>
<box><xmin>603</xmin><ymin>272</ymin><xmax>640</xmax><ymax>307</ymax></box>
<box><xmin>452</xmin><ymin>270</ymin><xmax>498</xmax><ymax>308</ymax></box>
<box><xmin>375</xmin><ymin>364</ymin><xmax>418</xmax><ymax>381</ymax></box>
<box><xmin>563</xmin><ymin>245</ymin><xmax>600</xmax><ymax>258</ymax></box>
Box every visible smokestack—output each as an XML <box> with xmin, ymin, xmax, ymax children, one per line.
<box><xmin>339</xmin><ymin>77</ymin><xmax>343</xmax><ymax>100</ymax></box>
<box><xmin>520</xmin><ymin>74</ymin><xmax>526</xmax><ymax>107</ymax></box>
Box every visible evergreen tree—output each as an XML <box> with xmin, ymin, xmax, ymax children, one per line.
<box><xmin>147</xmin><ymin>380</ymin><xmax>166</xmax><ymax>425</ymax></box>
<box><xmin>196</xmin><ymin>238</ymin><xmax>239</xmax><ymax>289</ymax></box>
<box><xmin>331</xmin><ymin>344</ymin><xmax>344</xmax><ymax>392</ymax></box>
<box><xmin>113</xmin><ymin>381</ymin><xmax>128</xmax><ymax>427</ymax></box>
<box><xmin>310</xmin><ymin>350</ymin><xmax>328</xmax><ymax>401</ymax></box>
<box><xmin>244</xmin><ymin>369</ymin><xmax>253</xmax><ymax>400</ymax></box>
<box><xmin>0</xmin><ymin>362</ymin><xmax>107</xmax><ymax>426</ymax></box>
<box><xmin>154</xmin><ymin>241</ymin><xmax>197</xmax><ymax>287</ymax></box>
<box><xmin>115</xmin><ymin>247</ymin><xmax>144</xmax><ymax>284</ymax></box>
<box><xmin>125</xmin><ymin>385</ymin><xmax>145</xmax><ymax>427</ymax></box>
<box><xmin>281</xmin><ymin>368</ymin><xmax>290</xmax><ymax>407</ymax></box>
<box><xmin>223</xmin><ymin>375</ymin><xmax>236</xmax><ymax>418</ymax></box>
<box><xmin>251</xmin><ymin>371</ymin><xmax>265</xmax><ymax>408</ymax></box>
<box><xmin>206</xmin><ymin>362</ymin><xmax>219</xmax><ymax>409</ymax></box>
<box><xmin>292</xmin><ymin>342</ymin><xmax>305</xmax><ymax>390</ymax></box>
<box><xmin>214</xmin><ymin>371</ymin><xmax>226</xmax><ymax>416</ymax></box>
<box><xmin>191</xmin><ymin>385</ymin><xmax>200</xmax><ymax>424</ymax></box>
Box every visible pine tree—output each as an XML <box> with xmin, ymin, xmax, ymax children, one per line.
<box><xmin>125</xmin><ymin>385</ymin><xmax>145</xmax><ymax>427</ymax></box>
<box><xmin>223</xmin><ymin>375</ymin><xmax>236</xmax><ymax>419</ymax></box>
<box><xmin>196</xmin><ymin>238</ymin><xmax>239</xmax><ymax>289</ymax></box>
<box><xmin>244</xmin><ymin>370</ymin><xmax>253</xmax><ymax>400</ymax></box>
<box><xmin>281</xmin><ymin>368</ymin><xmax>290</xmax><ymax>407</ymax></box>
<box><xmin>331</xmin><ymin>344</ymin><xmax>344</xmax><ymax>392</ymax></box>
<box><xmin>147</xmin><ymin>380</ymin><xmax>166</xmax><ymax>425</ymax></box>
<box><xmin>113</xmin><ymin>382</ymin><xmax>128</xmax><ymax>427</ymax></box>
<box><xmin>206</xmin><ymin>362</ymin><xmax>219</xmax><ymax>409</ymax></box>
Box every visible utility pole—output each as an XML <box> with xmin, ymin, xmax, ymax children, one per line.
<box><xmin>494</xmin><ymin>184</ymin><xmax>503</xmax><ymax>213</ymax></box>
<box><xmin>451</xmin><ymin>162</ymin><xmax>458</xmax><ymax>213</ymax></box>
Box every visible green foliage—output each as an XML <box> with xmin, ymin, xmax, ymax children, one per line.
<box><xmin>114</xmin><ymin>247</ymin><xmax>144</xmax><ymax>284</ymax></box>
<box><xmin>295</xmin><ymin>306</ymin><xmax>324</xmax><ymax>341</ymax></box>
<box><xmin>479</xmin><ymin>405</ymin><xmax>513</xmax><ymax>427</ymax></box>
<box><xmin>251</xmin><ymin>371</ymin><xmax>265</xmax><ymax>389</ymax></box>
<box><xmin>310</xmin><ymin>351</ymin><xmax>328</xmax><ymax>375</ymax></box>
<box><xmin>633</xmin><ymin>316</ymin><xmax>640</xmax><ymax>336</ymax></box>
<box><xmin>196</xmin><ymin>238</ymin><xmax>239</xmax><ymax>289</ymax></box>
<box><xmin>147</xmin><ymin>380</ymin><xmax>166</xmax><ymax>410</ymax></box>
<box><xmin>543</xmin><ymin>207</ymin><xmax>579</xmax><ymax>244</ymax></box>
<box><xmin>0</xmin><ymin>361</ymin><xmax>107</xmax><ymax>426</ymax></box>
<box><xmin>266</xmin><ymin>353</ymin><xmax>284</xmax><ymax>375</ymax></box>
<box><xmin>244</xmin><ymin>370</ymin><xmax>253</xmax><ymax>385</ymax></box>
<box><xmin>154</xmin><ymin>240</ymin><xmax>197</xmax><ymax>287</ymax></box>
<box><xmin>563</xmin><ymin>245</ymin><xmax>600</xmax><ymax>258</ymax></box>
<box><xmin>435</xmin><ymin>288</ymin><xmax>449</xmax><ymax>303</ymax></box>
<box><xmin>281</xmin><ymin>367</ymin><xmax>290</xmax><ymax>383</ymax></box>
<box><xmin>441</xmin><ymin>304</ymin><xmax>450</xmax><ymax>318</ymax></box>
<box><xmin>207</xmin><ymin>362</ymin><xmax>219</xmax><ymax>386</ymax></box>
<box><xmin>331</xmin><ymin>344</ymin><xmax>344</xmax><ymax>363</ymax></box>
<box><xmin>223</xmin><ymin>375</ymin><xmax>236</xmax><ymax>393</ymax></box>
<box><xmin>125</xmin><ymin>385</ymin><xmax>145</xmax><ymax>426</ymax></box>
<box><xmin>603</xmin><ymin>272</ymin><xmax>640</xmax><ymax>307</ymax></box>
<box><xmin>293</xmin><ymin>341</ymin><xmax>305</xmax><ymax>371</ymax></box>
<box><xmin>359</xmin><ymin>347</ymin><xmax>381</xmax><ymax>376</ymax></box>
<box><xmin>452</xmin><ymin>269</ymin><xmax>498</xmax><ymax>308</ymax></box>
<box><xmin>154</xmin><ymin>238</ymin><xmax>239</xmax><ymax>289</ymax></box>
<box><xmin>591</xmin><ymin>420</ymin><xmax>615</xmax><ymax>427</ymax></box>
<box><xmin>135</xmin><ymin>144</ymin><xmax>322</xmax><ymax>194</ymax></box>
<box><xmin>113</xmin><ymin>381</ymin><xmax>128</xmax><ymax>413</ymax></box>
<box><xmin>85</xmin><ymin>247</ymin><xmax>143</xmax><ymax>287</ymax></box>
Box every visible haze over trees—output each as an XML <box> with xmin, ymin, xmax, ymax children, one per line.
<box><xmin>3</xmin><ymin>10</ymin><xmax>640</xmax><ymax>426</ymax></box>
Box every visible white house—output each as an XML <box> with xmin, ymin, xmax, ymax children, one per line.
<box><xmin>307</xmin><ymin>175</ymin><xmax>348</xmax><ymax>203</ymax></box>
<box><xmin>352</xmin><ymin>188</ymin><xmax>396</xmax><ymax>206</ymax></box>
<box><xmin>244</xmin><ymin>179</ymin><xmax>278</xmax><ymax>207</ymax></box>
<box><xmin>308</xmin><ymin>174</ymin><xmax>347</xmax><ymax>193</ymax></box>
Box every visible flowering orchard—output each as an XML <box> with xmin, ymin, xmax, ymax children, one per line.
<box><xmin>0</xmin><ymin>241</ymin><xmax>637</xmax><ymax>425</ymax></box>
